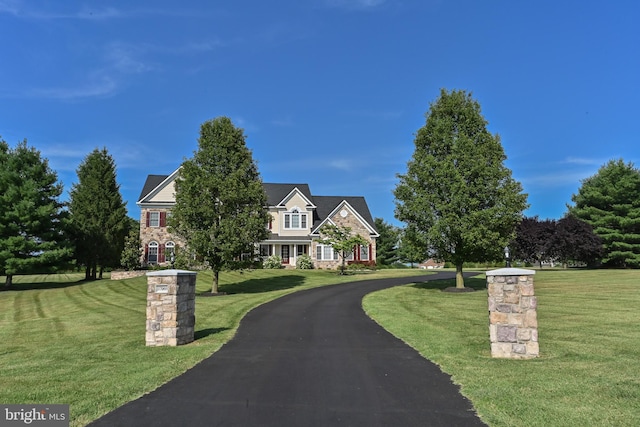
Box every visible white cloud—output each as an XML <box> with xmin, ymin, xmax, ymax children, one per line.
<box><xmin>0</xmin><ymin>0</ymin><xmax>19</xmax><ymax>15</ymax></box>
<box><xmin>25</xmin><ymin>75</ymin><xmax>118</xmax><ymax>100</ymax></box>
<box><xmin>329</xmin><ymin>159</ymin><xmax>353</xmax><ymax>171</ymax></box>
<box><xmin>0</xmin><ymin>1</ymin><xmax>123</xmax><ymax>20</ymax></box>
<box><xmin>563</xmin><ymin>157</ymin><xmax>606</xmax><ymax>166</ymax></box>
<box><xmin>105</xmin><ymin>43</ymin><xmax>153</xmax><ymax>74</ymax></box>
<box><xmin>271</xmin><ymin>115</ymin><xmax>295</xmax><ymax>127</ymax></box>
<box><xmin>324</xmin><ymin>0</ymin><xmax>386</xmax><ymax>10</ymax></box>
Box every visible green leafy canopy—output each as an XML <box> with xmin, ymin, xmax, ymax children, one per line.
<box><xmin>394</xmin><ymin>89</ymin><xmax>528</xmax><ymax>287</ymax></box>
<box><xmin>169</xmin><ymin>117</ymin><xmax>270</xmax><ymax>292</ymax></box>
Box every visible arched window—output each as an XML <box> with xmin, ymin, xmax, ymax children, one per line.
<box><xmin>148</xmin><ymin>241</ymin><xmax>159</xmax><ymax>264</ymax></box>
<box><xmin>166</xmin><ymin>241</ymin><xmax>176</xmax><ymax>264</ymax></box>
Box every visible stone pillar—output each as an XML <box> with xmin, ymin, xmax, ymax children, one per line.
<box><xmin>486</xmin><ymin>268</ymin><xmax>539</xmax><ymax>359</ymax></box>
<box><xmin>146</xmin><ymin>270</ymin><xmax>197</xmax><ymax>346</ymax></box>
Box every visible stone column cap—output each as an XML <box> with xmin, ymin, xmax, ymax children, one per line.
<box><xmin>146</xmin><ymin>269</ymin><xmax>198</xmax><ymax>277</ymax></box>
<box><xmin>486</xmin><ymin>268</ymin><xmax>536</xmax><ymax>276</ymax></box>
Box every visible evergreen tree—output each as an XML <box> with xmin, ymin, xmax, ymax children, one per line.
<box><xmin>68</xmin><ymin>148</ymin><xmax>129</xmax><ymax>280</ymax></box>
<box><xmin>373</xmin><ymin>217</ymin><xmax>400</xmax><ymax>266</ymax></box>
<box><xmin>394</xmin><ymin>89</ymin><xmax>528</xmax><ymax>287</ymax></box>
<box><xmin>0</xmin><ymin>138</ymin><xmax>72</xmax><ymax>288</ymax></box>
<box><xmin>569</xmin><ymin>159</ymin><xmax>640</xmax><ymax>267</ymax></box>
<box><xmin>170</xmin><ymin>117</ymin><xmax>270</xmax><ymax>293</ymax></box>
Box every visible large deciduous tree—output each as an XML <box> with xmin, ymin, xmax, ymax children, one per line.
<box><xmin>511</xmin><ymin>216</ymin><xmax>557</xmax><ymax>267</ymax></box>
<box><xmin>68</xmin><ymin>148</ymin><xmax>129</xmax><ymax>280</ymax></box>
<box><xmin>0</xmin><ymin>138</ymin><xmax>72</xmax><ymax>288</ymax></box>
<box><xmin>394</xmin><ymin>89</ymin><xmax>528</xmax><ymax>288</ymax></box>
<box><xmin>555</xmin><ymin>214</ymin><xmax>603</xmax><ymax>267</ymax></box>
<box><xmin>170</xmin><ymin>117</ymin><xmax>270</xmax><ymax>293</ymax></box>
<box><xmin>569</xmin><ymin>159</ymin><xmax>640</xmax><ymax>267</ymax></box>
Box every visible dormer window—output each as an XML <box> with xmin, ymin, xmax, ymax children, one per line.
<box><xmin>284</xmin><ymin>207</ymin><xmax>307</xmax><ymax>230</ymax></box>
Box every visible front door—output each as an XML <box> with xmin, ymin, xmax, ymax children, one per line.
<box><xmin>281</xmin><ymin>245</ymin><xmax>290</xmax><ymax>264</ymax></box>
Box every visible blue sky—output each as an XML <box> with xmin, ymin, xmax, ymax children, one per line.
<box><xmin>1</xmin><ymin>0</ymin><xmax>638</xmax><ymax>226</ymax></box>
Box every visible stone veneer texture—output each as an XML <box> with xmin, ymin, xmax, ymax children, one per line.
<box><xmin>145</xmin><ymin>270</ymin><xmax>196</xmax><ymax>346</ymax></box>
<box><xmin>486</xmin><ymin>269</ymin><xmax>539</xmax><ymax>359</ymax></box>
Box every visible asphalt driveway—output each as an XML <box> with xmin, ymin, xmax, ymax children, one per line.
<box><xmin>89</xmin><ymin>271</ymin><xmax>486</xmax><ymax>426</ymax></box>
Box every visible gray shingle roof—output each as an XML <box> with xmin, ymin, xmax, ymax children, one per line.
<box><xmin>312</xmin><ymin>195</ymin><xmax>377</xmax><ymax>233</ymax></box>
<box><xmin>262</xmin><ymin>183</ymin><xmax>313</xmax><ymax>207</ymax></box>
<box><xmin>138</xmin><ymin>174</ymin><xmax>169</xmax><ymax>202</ymax></box>
<box><xmin>138</xmin><ymin>175</ymin><xmax>376</xmax><ymax>233</ymax></box>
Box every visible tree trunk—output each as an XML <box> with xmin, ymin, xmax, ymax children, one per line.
<box><xmin>211</xmin><ymin>270</ymin><xmax>219</xmax><ymax>294</ymax></box>
<box><xmin>455</xmin><ymin>263</ymin><xmax>465</xmax><ymax>288</ymax></box>
<box><xmin>85</xmin><ymin>266</ymin><xmax>91</xmax><ymax>281</ymax></box>
<box><xmin>4</xmin><ymin>274</ymin><xmax>13</xmax><ymax>289</ymax></box>
<box><xmin>99</xmin><ymin>266</ymin><xmax>104</xmax><ymax>280</ymax></box>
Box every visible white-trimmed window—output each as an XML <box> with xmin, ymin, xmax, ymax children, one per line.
<box><xmin>360</xmin><ymin>245</ymin><xmax>370</xmax><ymax>261</ymax></box>
<box><xmin>146</xmin><ymin>211</ymin><xmax>166</xmax><ymax>228</ymax></box>
<box><xmin>316</xmin><ymin>244</ymin><xmax>339</xmax><ymax>261</ymax></box>
<box><xmin>284</xmin><ymin>208</ymin><xmax>307</xmax><ymax>230</ymax></box>
<box><xmin>149</xmin><ymin>212</ymin><xmax>160</xmax><ymax>227</ymax></box>
<box><xmin>148</xmin><ymin>241</ymin><xmax>159</xmax><ymax>264</ymax></box>
<box><xmin>260</xmin><ymin>244</ymin><xmax>272</xmax><ymax>257</ymax></box>
<box><xmin>166</xmin><ymin>241</ymin><xmax>176</xmax><ymax>262</ymax></box>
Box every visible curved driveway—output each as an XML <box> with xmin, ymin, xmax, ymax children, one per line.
<box><xmin>90</xmin><ymin>271</ymin><xmax>486</xmax><ymax>426</ymax></box>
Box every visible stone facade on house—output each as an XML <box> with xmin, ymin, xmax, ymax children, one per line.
<box><xmin>137</xmin><ymin>169</ymin><xmax>379</xmax><ymax>270</ymax></box>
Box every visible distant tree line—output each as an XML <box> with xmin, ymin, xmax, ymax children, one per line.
<box><xmin>1</xmin><ymin>137</ymin><xmax>135</xmax><ymax>288</ymax></box>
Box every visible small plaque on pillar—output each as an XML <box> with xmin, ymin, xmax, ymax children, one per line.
<box><xmin>155</xmin><ymin>284</ymin><xmax>169</xmax><ymax>294</ymax></box>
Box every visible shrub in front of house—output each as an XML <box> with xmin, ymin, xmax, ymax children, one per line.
<box><xmin>263</xmin><ymin>255</ymin><xmax>284</xmax><ymax>269</ymax></box>
<box><xmin>346</xmin><ymin>261</ymin><xmax>376</xmax><ymax>271</ymax></box>
<box><xmin>296</xmin><ymin>254</ymin><xmax>314</xmax><ymax>269</ymax></box>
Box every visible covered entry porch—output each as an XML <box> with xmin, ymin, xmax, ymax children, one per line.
<box><xmin>260</xmin><ymin>236</ymin><xmax>312</xmax><ymax>267</ymax></box>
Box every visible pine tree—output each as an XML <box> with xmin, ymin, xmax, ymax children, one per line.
<box><xmin>394</xmin><ymin>89</ymin><xmax>528</xmax><ymax>288</ymax></box>
<box><xmin>170</xmin><ymin>117</ymin><xmax>270</xmax><ymax>293</ymax></box>
<box><xmin>569</xmin><ymin>159</ymin><xmax>640</xmax><ymax>267</ymax></box>
<box><xmin>0</xmin><ymin>138</ymin><xmax>72</xmax><ymax>288</ymax></box>
<box><xmin>373</xmin><ymin>218</ymin><xmax>400</xmax><ymax>266</ymax></box>
<box><xmin>69</xmin><ymin>148</ymin><xmax>129</xmax><ymax>280</ymax></box>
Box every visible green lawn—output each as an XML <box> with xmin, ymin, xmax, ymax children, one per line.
<box><xmin>363</xmin><ymin>269</ymin><xmax>640</xmax><ymax>427</ymax></box>
<box><xmin>0</xmin><ymin>268</ymin><xmax>426</xmax><ymax>427</ymax></box>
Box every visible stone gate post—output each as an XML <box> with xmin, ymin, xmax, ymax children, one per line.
<box><xmin>145</xmin><ymin>270</ymin><xmax>197</xmax><ymax>346</ymax></box>
<box><xmin>486</xmin><ymin>268</ymin><xmax>539</xmax><ymax>359</ymax></box>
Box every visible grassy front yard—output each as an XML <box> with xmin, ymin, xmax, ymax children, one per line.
<box><xmin>0</xmin><ymin>269</ymin><xmax>426</xmax><ymax>426</ymax></box>
<box><xmin>363</xmin><ymin>269</ymin><xmax>640</xmax><ymax>426</ymax></box>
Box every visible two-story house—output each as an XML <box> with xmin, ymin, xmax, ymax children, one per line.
<box><xmin>137</xmin><ymin>169</ymin><xmax>379</xmax><ymax>269</ymax></box>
